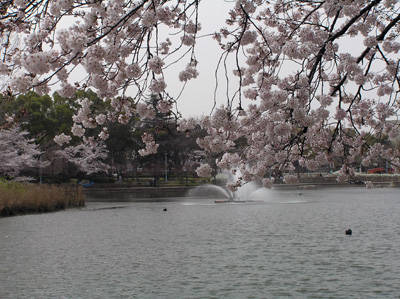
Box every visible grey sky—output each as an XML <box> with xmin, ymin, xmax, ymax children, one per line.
<box><xmin>169</xmin><ymin>0</ymin><xmax>235</xmax><ymax>117</ymax></box>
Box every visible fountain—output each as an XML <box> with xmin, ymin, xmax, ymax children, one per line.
<box><xmin>186</xmin><ymin>180</ymin><xmax>308</xmax><ymax>205</ymax></box>
<box><xmin>187</xmin><ymin>171</ymin><xmax>269</xmax><ymax>203</ymax></box>
<box><xmin>187</xmin><ymin>184</ymin><xmax>234</xmax><ymax>200</ymax></box>
<box><xmin>186</xmin><ymin>171</ymin><xmax>312</xmax><ymax>204</ymax></box>
<box><xmin>188</xmin><ymin>181</ymin><xmax>272</xmax><ymax>203</ymax></box>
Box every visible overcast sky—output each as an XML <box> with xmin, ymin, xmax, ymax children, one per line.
<box><xmin>168</xmin><ymin>0</ymin><xmax>236</xmax><ymax>118</ymax></box>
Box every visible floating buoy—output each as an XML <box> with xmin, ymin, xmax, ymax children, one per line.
<box><xmin>345</xmin><ymin>229</ymin><xmax>352</xmax><ymax>235</ymax></box>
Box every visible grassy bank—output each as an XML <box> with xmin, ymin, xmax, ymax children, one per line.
<box><xmin>0</xmin><ymin>181</ymin><xmax>85</xmax><ymax>217</ymax></box>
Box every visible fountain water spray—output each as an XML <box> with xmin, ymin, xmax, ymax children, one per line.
<box><xmin>188</xmin><ymin>169</ymin><xmax>271</xmax><ymax>203</ymax></box>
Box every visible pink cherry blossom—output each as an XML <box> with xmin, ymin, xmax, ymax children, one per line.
<box><xmin>0</xmin><ymin>0</ymin><xmax>399</xmax><ymax>184</ymax></box>
<box><xmin>0</xmin><ymin>126</ymin><xmax>43</xmax><ymax>178</ymax></box>
<box><xmin>71</xmin><ymin>124</ymin><xmax>85</xmax><ymax>137</ymax></box>
<box><xmin>149</xmin><ymin>78</ymin><xmax>167</xmax><ymax>93</ymax></box>
<box><xmin>178</xmin><ymin>66</ymin><xmax>199</xmax><ymax>82</ymax></box>
<box><xmin>58</xmin><ymin>141</ymin><xmax>109</xmax><ymax>175</ymax></box>
<box><xmin>54</xmin><ymin>133</ymin><xmax>72</xmax><ymax>146</ymax></box>
<box><xmin>95</xmin><ymin>114</ymin><xmax>107</xmax><ymax>125</ymax></box>
<box><xmin>138</xmin><ymin>133</ymin><xmax>159</xmax><ymax>156</ymax></box>
<box><xmin>196</xmin><ymin>163</ymin><xmax>213</xmax><ymax>178</ymax></box>
<box><xmin>148</xmin><ymin>57</ymin><xmax>164</xmax><ymax>74</ymax></box>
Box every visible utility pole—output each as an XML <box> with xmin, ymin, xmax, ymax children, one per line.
<box><xmin>39</xmin><ymin>154</ymin><xmax>42</xmax><ymax>184</ymax></box>
<box><xmin>164</xmin><ymin>152</ymin><xmax>168</xmax><ymax>182</ymax></box>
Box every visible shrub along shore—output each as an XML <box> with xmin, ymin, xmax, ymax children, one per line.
<box><xmin>0</xmin><ymin>181</ymin><xmax>85</xmax><ymax>217</ymax></box>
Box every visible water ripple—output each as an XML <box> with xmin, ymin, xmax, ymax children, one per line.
<box><xmin>0</xmin><ymin>188</ymin><xmax>399</xmax><ymax>298</ymax></box>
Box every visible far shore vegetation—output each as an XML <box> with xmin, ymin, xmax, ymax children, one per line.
<box><xmin>1</xmin><ymin>90</ymin><xmax>399</xmax><ymax>219</ymax></box>
<box><xmin>0</xmin><ymin>180</ymin><xmax>85</xmax><ymax>217</ymax></box>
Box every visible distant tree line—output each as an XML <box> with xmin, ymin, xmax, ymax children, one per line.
<box><xmin>0</xmin><ymin>90</ymin><xmax>206</xmax><ymax>183</ymax></box>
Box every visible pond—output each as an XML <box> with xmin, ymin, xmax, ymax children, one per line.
<box><xmin>1</xmin><ymin>187</ymin><xmax>399</xmax><ymax>298</ymax></box>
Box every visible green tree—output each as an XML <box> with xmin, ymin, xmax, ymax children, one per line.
<box><xmin>0</xmin><ymin>91</ymin><xmax>74</xmax><ymax>147</ymax></box>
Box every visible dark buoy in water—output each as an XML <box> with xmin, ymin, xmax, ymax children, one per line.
<box><xmin>345</xmin><ymin>229</ymin><xmax>352</xmax><ymax>235</ymax></box>
<box><xmin>163</xmin><ymin>208</ymin><xmax>167</xmax><ymax>212</ymax></box>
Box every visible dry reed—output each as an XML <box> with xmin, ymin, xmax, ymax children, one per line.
<box><xmin>0</xmin><ymin>182</ymin><xmax>85</xmax><ymax>217</ymax></box>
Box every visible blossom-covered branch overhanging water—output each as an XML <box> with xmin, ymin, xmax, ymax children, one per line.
<box><xmin>1</xmin><ymin>0</ymin><xmax>400</xmax><ymax>186</ymax></box>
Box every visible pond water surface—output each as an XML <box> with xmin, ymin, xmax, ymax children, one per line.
<box><xmin>1</xmin><ymin>187</ymin><xmax>399</xmax><ymax>298</ymax></box>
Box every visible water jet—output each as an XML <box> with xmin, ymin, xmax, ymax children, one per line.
<box><xmin>188</xmin><ymin>182</ymin><xmax>266</xmax><ymax>203</ymax></box>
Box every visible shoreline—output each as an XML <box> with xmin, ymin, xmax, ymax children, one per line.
<box><xmin>84</xmin><ymin>176</ymin><xmax>400</xmax><ymax>202</ymax></box>
<box><xmin>2</xmin><ymin>175</ymin><xmax>398</xmax><ymax>215</ymax></box>
<box><xmin>271</xmin><ymin>181</ymin><xmax>400</xmax><ymax>190</ymax></box>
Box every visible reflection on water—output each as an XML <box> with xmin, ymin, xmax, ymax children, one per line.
<box><xmin>1</xmin><ymin>187</ymin><xmax>400</xmax><ymax>298</ymax></box>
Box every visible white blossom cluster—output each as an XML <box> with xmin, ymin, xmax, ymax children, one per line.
<box><xmin>58</xmin><ymin>141</ymin><xmax>110</xmax><ymax>175</ymax></box>
<box><xmin>54</xmin><ymin>133</ymin><xmax>72</xmax><ymax>146</ymax></box>
<box><xmin>138</xmin><ymin>133</ymin><xmax>159</xmax><ymax>156</ymax></box>
<box><xmin>0</xmin><ymin>126</ymin><xmax>43</xmax><ymax>178</ymax></box>
<box><xmin>1</xmin><ymin>0</ymin><xmax>400</xmax><ymax>183</ymax></box>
